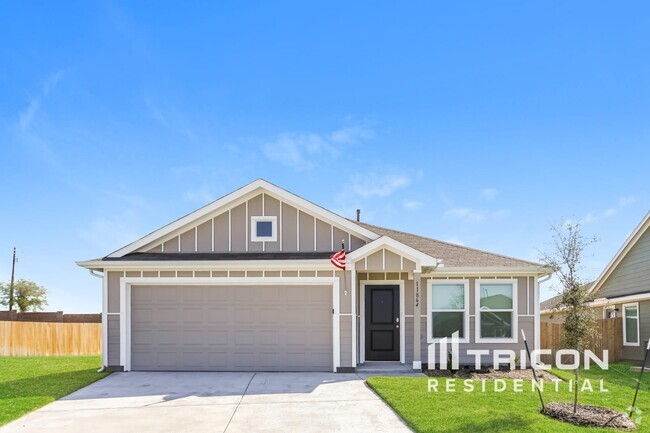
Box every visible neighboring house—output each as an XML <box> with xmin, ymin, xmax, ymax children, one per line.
<box><xmin>78</xmin><ymin>179</ymin><xmax>550</xmax><ymax>372</ymax></box>
<box><xmin>540</xmin><ymin>282</ymin><xmax>596</xmax><ymax>325</ymax></box>
<box><xmin>540</xmin><ymin>294</ymin><xmax>564</xmax><ymax>324</ymax></box>
<box><xmin>587</xmin><ymin>211</ymin><xmax>650</xmax><ymax>362</ymax></box>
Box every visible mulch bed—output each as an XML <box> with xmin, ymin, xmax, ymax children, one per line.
<box><xmin>425</xmin><ymin>367</ymin><xmax>559</xmax><ymax>381</ymax></box>
<box><xmin>541</xmin><ymin>402</ymin><xmax>636</xmax><ymax>431</ymax></box>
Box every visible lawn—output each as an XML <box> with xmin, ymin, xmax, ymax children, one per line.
<box><xmin>366</xmin><ymin>363</ymin><xmax>650</xmax><ymax>433</ymax></box>
<box><xmin>0</xmin><ymin>356</ymin><xmax>109</xmax><ymax>426</ymax></box>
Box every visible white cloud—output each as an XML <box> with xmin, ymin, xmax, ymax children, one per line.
<box><xmin>403</xmin><ymin>200</ymin><xmax>424</xmax><ymax>211</ymax></box>
<box><xmin>185</xmin><ymin>185</ymin><xmax>215</xmax><ymax>204</ymax></box>
<box><xmin>350</xmin><ymin>172</ymin><xmax>411</xmax><ymax>198</ymax></box>
<box><xmin>261</xmin><ymin>126</ymin><xmax>374</xmax><ymax>171</ymax></box>
<box><xmin>17</xmin><ymin>71</ymin><xmax>64</xmax><ymax>132</ymax></box>
<box><xmin>170</xmin><ymin>165</ymin><xmax>202</xmax><ymax>175</ymax></box>
<box><xmin>443</xmin><ymin>207</ymin><xmax>509</xmax><ymax>223</ymax></box>
<box><xmin>18</xmin><ymin>99</ymin><xmax>40</xmax><ymax>131</ymax></box>
<box><xmin>585</xmin><ymin>195</ymin><xmax>636</xmax><ymax>221</ymax></box>
<box><xmin>481</xmin><ymin>188</ymin><xmax>499</xmax><ymax>200</ymax></box>
<box><xmin>444</xmin><ymin>208</ymin><xmax>486</xmax><ymax>222</ymax></box>
<box><xmin>78</xmin><ymin>213</ymin><xmax>141</xmax><ymax>252</ymax></box>
<box><xmin>328</xmin><ymin>126</ymin><xmax>374</xmax><ymax>144</ymax></box>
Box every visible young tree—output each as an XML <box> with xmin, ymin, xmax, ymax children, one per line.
<box><xmin>540</xmin><ymin>221</ymin><xmax>597</xmax><ymax>414</ymax></box>
<box><xmin>0</xmin><ymin>279</ymin><xmax>48</xmax><ymax>312</ymax></box>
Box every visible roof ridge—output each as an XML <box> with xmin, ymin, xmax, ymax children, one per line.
<box><xmin>351</xmin><ymin>219</ymin><xmax>543</xmax><ymax>267</ymax></box>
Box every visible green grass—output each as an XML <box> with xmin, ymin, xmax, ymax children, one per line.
<box><xmin>0</xmin><ymin>356</ymin><xmax>109</xmax><ymax>426</ymax></box>
<box><xmin>366</xmin><ymin>363</ymin><xmax>650</xmax><ymax>433</ymax></box>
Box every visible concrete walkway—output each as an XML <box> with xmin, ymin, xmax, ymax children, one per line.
<box><xmin>0</xmin><ymin>372</ymin><xmax>414</xmax><ymax>433</ymax></box>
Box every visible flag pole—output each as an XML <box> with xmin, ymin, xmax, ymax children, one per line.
<box><xmin>342</xmin><ymin>240</ymin><xmax>347</xmax><ymax>296</ymax></box>
<box><xmin>629</xmin><ymin>338</ymin><xmax>650</xmax><ymax>417</ymax></box>
<box><xmin>521</xmin><ymin>330</ymin><xmax>545</xmax><ymax>410</ymax></box>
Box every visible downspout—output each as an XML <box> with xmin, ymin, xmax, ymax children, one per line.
<box><xmin>88</xmin><ymin>269</ymin><xmax>107</xmax><ymax>373</ymax></box>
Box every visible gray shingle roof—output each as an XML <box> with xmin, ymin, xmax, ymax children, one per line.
<box><xmin>354</xmin><ymin>221</ymin><xmax>544</xmax><ymax>268</ymax></box>
<box><xmin>540</xmin><ymin>294</ymin><xmax>562</xmax><ymax>311</ymax></box>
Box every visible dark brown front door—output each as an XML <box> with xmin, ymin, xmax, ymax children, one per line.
<box><xmin>365</xmin><ymin>285</ymin><xmax>400</xmax><ymax>361</ymax></box>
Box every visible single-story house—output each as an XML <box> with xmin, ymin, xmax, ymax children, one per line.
<box><xmin>588</xmin><ymin>211</ymin><xmax>650</xmax><ymax>362</ymax></box>
<box><xmin>540</xmin><ymin>210</ymin><xmax>650</xmax><ymax>363</ymax></box>
<box><xmin>78</xmin><ymin>179</ymin><xmax>551</xmax><ymax>372</ymax></box>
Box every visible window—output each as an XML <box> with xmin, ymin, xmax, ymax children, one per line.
<box><xmin>476</xmin><ymin>280</ymin><xmax>517</xmax><ymax>342</ymax></box>
<box><xmin>250</xmin><ymin>216</ymin><xmax>277</xmax><ymax>242</ymax></box>
<box><xmin>623</xmin><ymin>303</ymin><xmax>640</xmax><ymax>346</ymax></box>
<box><xmin>428</xmin><ymin>280</ymin><xmax>469</xmax><ymax>342</ymax></box>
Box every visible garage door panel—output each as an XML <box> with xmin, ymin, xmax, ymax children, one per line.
<box><xmin>233</xmin><ymin>308</ymin><xmax>255</xmax><ymax>324</ymax></box>
<box><xmin>156</xmin><ymin>308</ymin><xmax>178</xmax><ymax>323</ymax></box>
<box><xmin>157</xmin><ymin>287</ymin><xmax>179</xmax><ymax>302</ymax></box>
<box><xmin>182</xmin><ymin>308</ymin><xmax>203</xmax><ymax>324</ymax></box>
<box><xmin>131</xmin><ymin>285</ymin><xmax>333</xmax><ymax>371</ymax></box>
<box><xmin>207</xmin><ymin>308</ymin><xmax>228</xmax><ymax>324</ymax></box>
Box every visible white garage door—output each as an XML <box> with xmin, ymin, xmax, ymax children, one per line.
<box><xmin>130</xmin><ymin>285</ymin><xmax>333</xmax><ymax>371</ymax></box>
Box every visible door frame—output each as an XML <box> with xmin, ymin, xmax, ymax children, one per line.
<box><xmin>119</xmin><ymin>277</ymin><xmax>340</xmax><ymax>372</ymax></box>
<box><xmin>359</xmin><ymin>280</ymin><xmax>405</xmax><ymax>364</ymax></box>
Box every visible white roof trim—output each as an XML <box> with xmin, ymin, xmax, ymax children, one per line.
<box><xmin>107</xmin><ymin>179</ymin><xmax>380</xmax><ymax>258</ymax></box>
<box><xmin>346</xmin><ymin>236</ymin><xmax>439</xmax><ymax>269</ymax></box>
<box><xmin>77</xmin><ymin>258</ymin><xmax>335</xmax><ymax>271</ymax></box>
<box><xmin>426</xmin><ymin>266</ymin><xmax>552</xmax><ymax>276</ymax></box>
<box><xmin>588</xmin><ymin>210</ymin><xmax>650</xmax><ymax>295</ymax></box>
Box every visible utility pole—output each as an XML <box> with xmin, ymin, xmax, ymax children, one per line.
<box><xmin>8</xmin><ymin>247</ymin><xmax>16</xmax><ymax>311</ymax></box>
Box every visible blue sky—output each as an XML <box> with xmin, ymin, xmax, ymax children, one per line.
<box><xmin>1</xmin><ymin>1</ymin><xmax>649</xmax><ymax>312</ymax></box>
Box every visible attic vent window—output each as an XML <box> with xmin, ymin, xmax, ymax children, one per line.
<box><xmin>251</xmin><ymin>216</ymin><xmax>277</xmax><ymax>242</ymax></box>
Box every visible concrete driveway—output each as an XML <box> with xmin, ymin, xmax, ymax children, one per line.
<box><xmin>0</xmin><ymin>372</ymin><xmax>413</xmax><ymax>433</ymax></box>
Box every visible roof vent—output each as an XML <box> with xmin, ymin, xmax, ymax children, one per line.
<box><xmin>356</xmin><ymin>209</ymin><xmax>361</xmax><ymax>222</ymax></box>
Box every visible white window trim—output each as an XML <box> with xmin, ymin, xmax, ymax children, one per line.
<box><xmin>427</xmin><ymin>279</ymin><xmax>470</xmax><ymax>344</ymax></box>
<box><xmin>250</xmin><ymin>216</ymin><xmax>277</xmax><ymax>242</ymax></box>
<box><xmin>475</xmin><ymin>278</ymin><xmax>518</xmax><ymax>343</ymax></box>
<box><xmin>623</xmin><ymin>302</ymin><xmax>640</xmax><ymax>347</ymax></box>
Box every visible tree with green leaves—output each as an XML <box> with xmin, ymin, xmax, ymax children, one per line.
<box><xmin>0</xmin><ymin>279</ymin><xmax>48</xmax><ymax>312</ymax></box>
<box><xmin>540</xmin><ymin>221</ymin><xmax>597</xmax><ymax>414</ymax></box>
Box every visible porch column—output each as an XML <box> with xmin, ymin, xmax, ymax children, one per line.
<box><xmin>413</xmin><ymin>270</ymin><xmax>422</xmax><ymax>370</ymax></box>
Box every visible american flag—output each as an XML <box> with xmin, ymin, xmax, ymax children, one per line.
<box><xmin>330</xmin><ymin>248</ymin><xmax>346</xmax><ymax>270</ymax></box>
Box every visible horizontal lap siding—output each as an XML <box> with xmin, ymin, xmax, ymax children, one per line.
<box><xmin>598</xmin><ymin>230</ymin><xmax>650</xmax><ymax>298</ymax></box>
<box><xmin>107</xmin><ymin>315</ymin><xmax>120</xmax><ymax>365</ymax></box>
<box><xmin>340</xmin><ymin>316</ymin><xmax>352</xmax><ymax>367</ymax></box>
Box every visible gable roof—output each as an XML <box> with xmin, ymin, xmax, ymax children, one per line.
<box><xmin>84</xmin><ymin>179</ymin><xmax>547</xmax><ymax>273</ymax></box>
<box><xmin>353</xmin><ymin>221</ymin><xmax>545</xmax><ymax>269</ymax></box>
<box><xmin>588</xmin><ymin>210</ymin><xmax>650</xmax><ymax>296</ymax></box>
<box><xmin>540</xmin><ymin>294</ymin><xmax>562</xmax><ymax>313</ymax></box>
<box><xmin>540</xmin><ymin>281</ymin><xmax>596</xmax><ymax>313</ymax></box>
<box><xmin>106</xmin><ymin>179</ymin><xmax>379</xmax><ymax>258</ymax></box>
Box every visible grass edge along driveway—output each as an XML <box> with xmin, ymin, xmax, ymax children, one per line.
<box><xmin>0</xmin><ymin>356</ymin><xmax>109</xmax><ymax>426</ymax></box>
<box><xmin>366</xmin><ymin>362</ymin><xmax>650</xmax><ymax>433</ymax></box>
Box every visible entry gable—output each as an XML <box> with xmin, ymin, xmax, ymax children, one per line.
<box><xmin>107</xmin><ymin>179</ymin><xmax>379</xmax><ymax>258</ymax></box>
<box><xmin>347</xmin><ymin>236</ymin><xmax>440</xmax><ymax>272</ymax></box>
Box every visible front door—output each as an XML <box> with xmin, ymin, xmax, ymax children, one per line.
<box><xmin>365</xmin><ymin>285</ymin><xmax>400</xmax><ymax>361</ymax></box>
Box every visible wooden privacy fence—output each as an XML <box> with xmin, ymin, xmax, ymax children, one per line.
<box><xmin>0</xmin><ymin>321</ymin><xmax>101</xmax><ymax>356</ymax></box>
<box><xmin>540</xmin><ymin>317</ymin><xmax>622</xmax><ymax>365</ymax></box>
